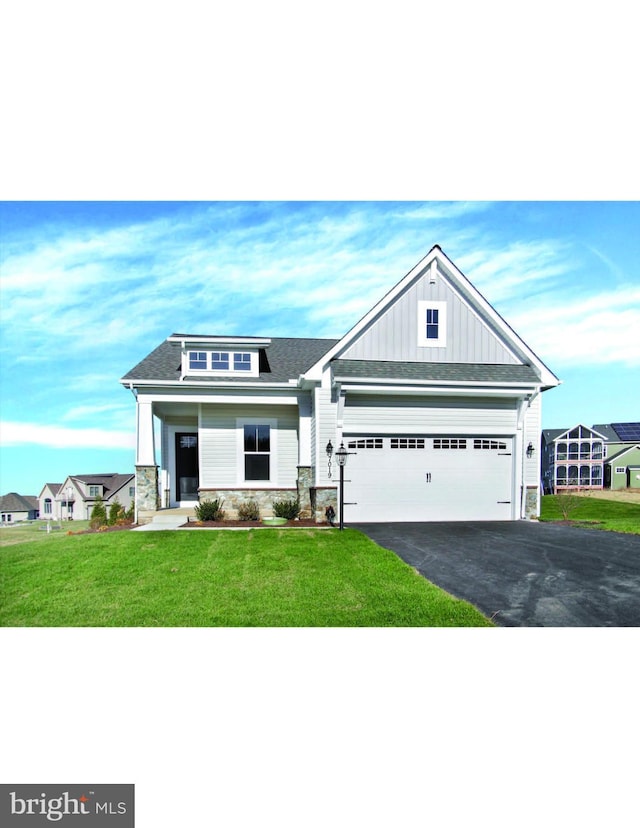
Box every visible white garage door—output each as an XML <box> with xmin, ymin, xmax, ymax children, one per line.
<box><xmin>343</xmin><ymin>435</ymin><xmax>514</xmax><ymax>522</ymax></box>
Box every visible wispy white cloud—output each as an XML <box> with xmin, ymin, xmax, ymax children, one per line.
<box><xmin>0</xmin><ymin>421</ymin><xmax>135</xmax><ymax>450</ymax></box>
<box><xmin>507</xmin><ymin>285</ymin><xmax>640</xmax><ymax>367</ymax></box>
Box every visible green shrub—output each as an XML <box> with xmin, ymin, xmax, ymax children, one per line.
<box><xmin>237</xmin><ymin>500</ymin><xmax>260</xmax><ymax>521</ymax></box>
<box><xmin>108</xmin><ymin>499</ymin><xmax>124</xmax><ymax>526</ymax></box>
<box><xmin>90</xmin><ymin>495</ymin><xmax>108</xmax><ymax>529</ymax></box>
<box><xmin>194</xmin><ymin>499</ymin><xmax>225</xmax><ymax>522</ymax></box>
<box><xmin>272</xmin><ymin>498</ymin><xmax>300</xmax><ymax>520</ymax></box>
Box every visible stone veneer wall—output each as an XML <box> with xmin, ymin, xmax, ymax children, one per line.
<box><xmin>198</xmin><ymin>489</ymin><xmax>298</xmax><ymax>519</ymax></box>
<box><xmin>525</xmin><ymin>486</ymin><xmax>539</xmax><ymax>519</ymax></box>
<box><xmin>135</xmin><ymin>465</ymin><xmax>159</xmax><ymax>523</ymax></box>
<box><xmin>310</xmin><ymin>487</ymin><xmax>338</xmax><ymax>524</ymax></box>
<box><xmin>198</xmin><ymin>480</ymin><xmax>338</xmax><ymax>524</ymax></box>
<box><xmin>296</xmin><ymin>466</ymin><xmax>313</xmax><ymax>518</ymax></box>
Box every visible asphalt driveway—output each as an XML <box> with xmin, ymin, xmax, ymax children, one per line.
<box><xmin>354</xmin><ymin>521</ymin><xmax>640</xmax><ymax>626</ymax></box>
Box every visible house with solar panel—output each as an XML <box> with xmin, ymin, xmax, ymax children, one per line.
<box><xmin>541</xmin><ymin>422</ymin><xmax>640</xmax><ymax>493</ymax></box>
<box><xmin>122</xmin><ymin>245</ymin><xmax>561</xmax><ymax>525</ymax></box>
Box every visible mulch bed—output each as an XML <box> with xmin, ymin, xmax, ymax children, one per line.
<box><xmin>68</xmin><ymin>524</ymin><xmax>138</xmax><ymax>535</ymax></box>
<box><xmin>181</xmin><ymin>519</ymin><xmax>331</xmax><ymax>529</ymax></box>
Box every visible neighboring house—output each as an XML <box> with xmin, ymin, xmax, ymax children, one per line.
<box><xmin>50</xmin><ymin>474</ymin><xmax>135</xmax><ymax>520</ymax></box>
<box><xmin>541</xmin><ymin>422</ymin><xmax>640</xmax><ymax>493</ymax></box>
<box><xmin>0</xmin><ymin>493</ymin><xmax>39</xmax><ymax>523</ymax></box>
<box><xmin>39</xmin><ymin>482</ymin><xmax>63</xmax><ymax>521</ymax></box>
<box><xmin>121</xmin><ymin>245</ymin><xmax>560</xmax><ymax>524</ymax></box>
<box><xmin>604</xmin><ymin>444</ymin><xmax>640</xmax><ymax>490</ymax></box>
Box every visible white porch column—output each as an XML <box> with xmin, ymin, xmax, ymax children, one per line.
<box><xmin>297</xmin><ymin>394</ymin><xmax>312</xmax><ymax>466</ymax></box>
<box><xmin>136</xmin><ymin>400</ymin><xmax>156</xmax><ymax>465</ymax></box>
<box><xmin>135</xmin><ymin>399</ymin><xmax>159</xmax><ymax>523</ymax></box>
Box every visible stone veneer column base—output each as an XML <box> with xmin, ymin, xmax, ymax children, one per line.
<box><xmin>297</xmin><ymin>466</ymin><xmax>313</xmax><ymax>519</ymax></box>
<box><xmin>310</xmin><ymin>487</ymin><xmax>338</xmax><ymax>524</ymax></box>
<box><xmin>135</xmin><ymin>465</ymin><xmax>159</xmax><ymax>524</ymax></box>
<box><xmin>524</xmin><ymin>486</ymin><xmax>539</xmax><ymax>519</ymax></box>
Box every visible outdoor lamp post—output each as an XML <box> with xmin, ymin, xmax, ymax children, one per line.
<box><xmin>335</xmin><ymin>442</ymin><xmax>349</xmax><ymax>531</ymax></box>
<box><xmin>67</xmin><ymin>486</ymin><xmax>72</xmax><ymax>521</ymax></box>
<box><xmin>326</xmin><ymin>440</ymin><xmax>355</xmax><ymax>530</ymax></box>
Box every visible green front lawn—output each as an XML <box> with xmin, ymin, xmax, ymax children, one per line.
<box><xmin>540</xmin><ymin>495</ymin><xmax>640</xmax><ymax>534</ymax></box>
<box><xmin>0</xmin><ymin>528</ymin><xmax>492</xmax><ymax>627</ymax></box>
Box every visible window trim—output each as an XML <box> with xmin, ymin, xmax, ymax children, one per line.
<box><xmin>417</xmin><ymin>301</ymin><xmax>447</xmax><ymax>348</ymax></box>
<box><xmin>236</xmin><ymin>417</ymin><xmax>278</xmax><ymax>486</ymax></box>
<box><xmin>184</xmin><ymin>349</ymin><xmax>259</xmax><ymax>377</ymax></box>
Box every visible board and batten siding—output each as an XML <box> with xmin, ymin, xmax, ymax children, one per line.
<box><xmin>199</xmin><ymin>403</ymin><xmax>299</xmax><ymax>488</ymax></box>
<box><xmin>339</xmin><ymin>273</ymin><xmax>520</xmax><ymax>365</ymax></box>
<box><xmin>313</xmin><ymin>386</ymin><xmax>338</xmax><ymax>486</ymax></box>
<box><xmin>522</xmin><ymin>393</ymin><xmax>542</xmax><ymax>486</ymax></box>
<box><xmin>342</xmin><ymin>394</ymin><xmax>519</xmax><ymax>435</ymax></box>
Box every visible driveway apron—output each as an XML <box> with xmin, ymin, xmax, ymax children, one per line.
<box><xmin>354</xmin><ymin>521</ymin><xmax>640</xmax><ymax>627</ymax></box>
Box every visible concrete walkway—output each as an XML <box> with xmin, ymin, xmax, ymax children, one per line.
<box><xmin>132</xmin><ymin>509</ymin><xmax>193</xmax><ymax>532</ymax></box>
<box><xmin>354</xmin><ymin>521</ymin><xmax>640</xmax><ymax>627</ymax></box>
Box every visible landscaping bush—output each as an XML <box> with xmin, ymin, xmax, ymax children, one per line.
<box><xmin>108</xmin><ymin>499</ymin><xmax>124</xmax><ymax>526</ymax></box>
<box><xmin>237</xmin><ymin>500</ymin><xmax>260</xmax><ymax>521</ymax></box>
<box><xmin>89</xmin><ymin>496</ymin><xmax>108</xmax><ymax>530</ymax></box>
<box><xmin>272</xmin><ymin>498</ymin><xmax>300</xmax><ymax>520</ymax></box>
<box><xmin>194</xmin><ymin>498</ymin><xmax>225</xmax><ymax>522</ymax></box>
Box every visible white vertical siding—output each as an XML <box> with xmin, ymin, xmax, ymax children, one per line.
<box><xmin>340</xmin><ymin>275</ymin><xmax>520</xmax><ymax>365</ymax></box>
<box><xmin>313</xmin><ymin>386</ymin><xmax>338</xmax><ymax>485</ymax></box>
<box><xmin>523</xmin><ymin>393</ymin><xmax>542</xmax><ymax>486</ymax></box>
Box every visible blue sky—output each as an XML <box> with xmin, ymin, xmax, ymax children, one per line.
<box><xmin>1</xmin><ymin>200</ymin><xmax>638</xmax><ymax>496</ymax></box>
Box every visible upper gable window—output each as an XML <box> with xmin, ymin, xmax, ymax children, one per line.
<box><xmin>417</xmin><ymin>301</ymin><xmax>447</xmax><ymax>347</ymax></box>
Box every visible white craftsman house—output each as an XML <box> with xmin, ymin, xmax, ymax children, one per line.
<box><xmin>121</xmin><ymin>245</ymin><xmax>559</xmax><ymax>524</ymax></box>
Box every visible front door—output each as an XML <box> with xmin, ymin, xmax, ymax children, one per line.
<box><xmin>175</xmin><ymin>433</ymin><xmax>199</xmax><ymax>501</ymax></box>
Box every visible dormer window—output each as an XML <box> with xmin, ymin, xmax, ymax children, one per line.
<box><xmin>234</xmin><ymin>353</ymin><xmax>252</xmax><ymax>371</ymax></box>
<box><xmin>189</xmin><ymin>351</ymin><xmax>208</xmax><ymax>370</ymax></box>
<box><xmin>184</xmin><ymin>349</ymin><xmax>259</xmax><ymax>376</ymax></box>
<box><xmin>212</xmin><ymin>352</ymin><xmax>230</xmax><ymax>370</ymax></box>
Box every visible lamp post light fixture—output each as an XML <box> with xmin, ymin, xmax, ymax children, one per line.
<box><xmin>326</xmin><ymin>440</ymin><xmax>333</xmax><ymax>479</ymax></box>
<box><xmin>326</xmin><ymin>440</ymin><xmax>354</xmax><ymax>530</ymax></box>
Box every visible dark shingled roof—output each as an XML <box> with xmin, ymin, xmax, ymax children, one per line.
<box><xmin>0</xmin><ymin>493</ymin><xmax>39</xmax><ymax>512</ymax></box>
<box><xmin>121</xmin><ymin>337</ymin><xmax>339</xmax><ymax>384</ymax></box>
<box><xmin>331</xmin><ymin>359</ymin><xmax>541</xmax><ymax>384</ymax></box>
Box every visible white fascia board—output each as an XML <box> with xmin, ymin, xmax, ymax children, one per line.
<box><xmin>167</xmin><ymin>335</ymin><xmax>271</xmax><ymax>347</ymax></box>
<box><xmin>304</xmin><ymin>248</ymin><xmax>441</xmax><ymax>381</ymax></box>
<box><xmin>136</xmin><ymin>389</ymin><xmax>301</xmax><ymax>406</ymax></box>
<box><xmin>340</xmin><ymin>383</ymin><xmax>539</xmax><ymax>398</ymax></box>
<box><xmin>303</xmin><ymin>246</ymin><xmax>560</xmax><ymax>389</ymax></box>
<box><xmin>121</xmin><ymin>379</ymin><xmax>295</xmax><ymax>391</ymax></box>
<box><xmin>334</xmin><ymin>375</ymin><xmax>541</xmax><ymax>389</ymax></box>
<box><xmin>435</xmin><ymin>252</ymin><xmax>560</xmax><ymax>388</ymax></box>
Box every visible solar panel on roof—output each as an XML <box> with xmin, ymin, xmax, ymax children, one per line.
<box><xmin>612</xmin><ymin>423</ymin><xmax>640</xmax><ymax>441</ymax></box>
